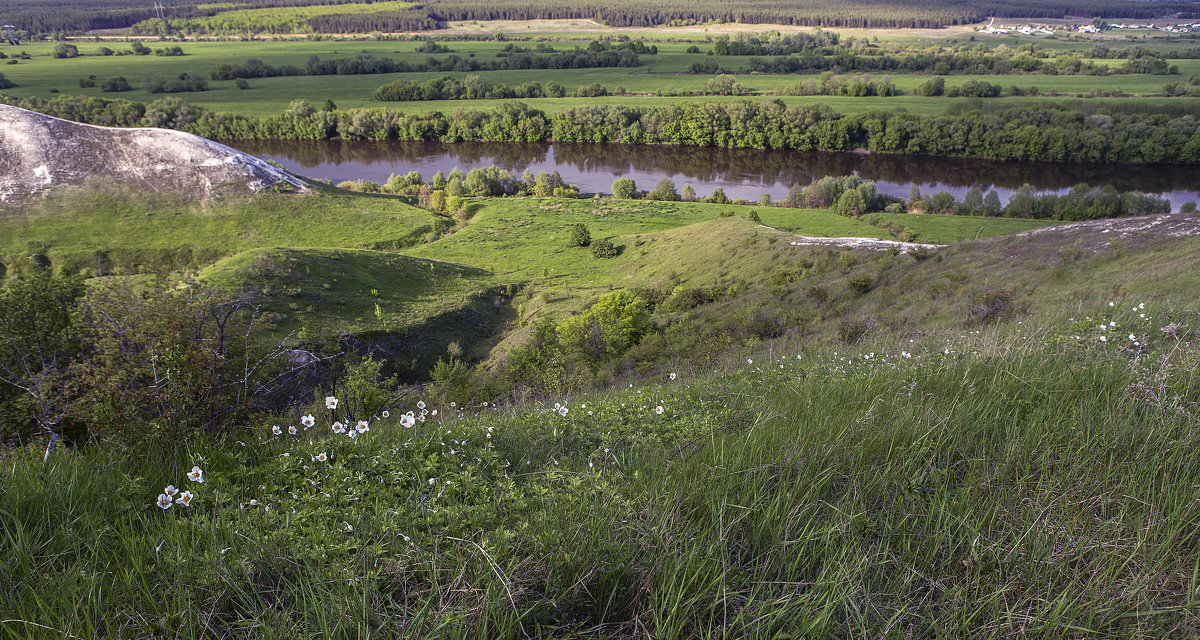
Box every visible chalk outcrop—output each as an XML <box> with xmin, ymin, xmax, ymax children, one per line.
<box><xmin>0</xmin><ymin>104</ymin><xmax>306</xmax><ymax>204</ymax></box>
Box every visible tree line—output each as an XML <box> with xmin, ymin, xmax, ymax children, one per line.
<box><xmin>210</xmin><ymin>42</ymin><xmax>645</xmax><ymax>81</ymax></box>
<box><xmin>4</xmin><ymin>93</ymin><xmax>1199</xmax><ymax>165</ymax></box>
<box><xmin>7</xmin><ymin>0</ymin><xmax>1199</xmax><ymax>36</ymax></box>
<box><xmin>693</xmin><ymin>44</ymin><xmax>1178</xmax><ymax>76</ymax></box>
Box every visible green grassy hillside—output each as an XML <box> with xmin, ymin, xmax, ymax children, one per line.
<box><xmin>3</xmin><ymin>245</ymin><xmax>1197</xmax><ymax>636</ymax></box>
<box><xmin>202</xmin><ymin>247</ymin><xmax>515</xmax><ymax>372</ymax></box>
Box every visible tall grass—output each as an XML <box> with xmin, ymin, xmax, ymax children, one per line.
<box><xmin>3</xmin><ymin>316</ymin><xmax>1197</xmax><ymax>637</ymax></box>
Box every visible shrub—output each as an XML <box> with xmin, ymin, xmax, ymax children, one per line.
<box><xmin>838</xmin><ymin>319</ymin><xmax>871</xmax><ymax>344</ymax></box>
<box><xmin>847</xmin><ymin>274</ymin><xmax>875</xmax><ymax>295</ymax></box>
<box><xmin>556</xmin><ymin>290</ymin><xmax>650</xmax><ymax>366</ymax></box>
<box><xmin>97</xmin><ymin>46</ymin><xmax>113</xmax><ymax>56</ymax></box>
<box><xmin>568</xmin><ymin>223</ymin><xmax>591</xmax><ymax>247</ymax></box>
<box><xmin>611</xmin><ymin>177</ymin><xmax>637</xmax><ymax>199</ymax></box>
<box><xmin>78</xmin><ymin>77</ymin><xmax>95</xmax><ymax>88</ymax></box>
<box><xmin>0</xmin><ymin>73</ymin><xmax>16</xmax><ymax>90</ymax></box>
<box><xmin>590</xmin><ymin>238</ymin><xmax>618</xmax><ymax>258</ymax></box>
<box><xmin>647</xmin><ymin>178</ymin><xmax>679</xmax><ymax>202</ymax></box>
<box><xmin>968</xmin><ymin>288</ymin><xmax>1017</xmax><ymax>324</ymax></box>
<box><xmin>52</xmin><ymin>43</ymin><xmax>78</xmax><ymax>59</ymax></box>
<box><xmin>1181</xmin><ymin>202</ymin><xmax>1197</xmax><ymax>213</ymax></box>
<box><xmin>916</xmin><ymin>76</ymin><xmax>945</xmax><ymax>96</ymax></box>
<box><xmin>99</xmin><ymin>76</ymin><xmax>130</xmax><ymax>92</ymax></box>
<box><xmin>236</xmin><ymin>78</ymin><xmax>251</xmax><ymax>90</ymax></box>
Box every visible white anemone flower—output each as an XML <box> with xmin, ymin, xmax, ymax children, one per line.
<box><xmin>356</xmin><ymin>420</ymin><xmax>370</xmax><ymax>433</ymax></box>
<box><xmin>348</xmin><ymin>429</ymin><xmax>357</xmax><ymax>439</ymax></box>
<box><xmin>417</xmin><ymin>400</ymin><xmax>426</xmax><ymax>410</ymax></box>
<box><xmin>655</xmin><ymin>406</ymin><xmax>664</xmax><ymax>415</ymax></box>
<box><xmin>381</xmin><ymin>410</ymin><xmax>390</xmax><ymax>418</ymax></box>
<box><xmin>418</xmin><ymin>414</ymin><xmax>426</xmax><ymax>422</ymax></box>
<box><xmin>669</xmin><ymin>372</ymin><xmax>677</xmax><ymax>381</ymax></box>
<box><xmin>1100</xmin><ymin>335</ymin><xmax>1107</xmax><ymax>342</ymax></box>
<box><xmin>332</xmin><ymin>421</ymin><xmax>346</xmax><ymax>434</ymax></box>
<box><xmin>288</xmin><ymin>425</ymin><xmax>297</xmax><ymax>435</ymax></box>
<box><xmin>325</xmin><ymin>396</ymin><xmax>338</xmax><ymax>410</ymax></box>
<box><xmin>176</xmin><ymin>491</ymin><xmax>193</xmax><ymax>507</ymax></box>
<box><xmin>156</xmin><ymin>493</ymin><xmax>173</xmax><ymax>510</ymax></box>
<box><xmin>431</xmin><ymin>409</ymin><xmax>437</xmax><ymax>416</ymax></box>
<box><xmin>187</xmin><ymin>466</ymin><xmax>204</xmax><ymax>483</ymax></box>
<box><xmin>315</xmin><ymin>452</ymin><xmax>328</xmax><ymax>462</ymax></box>
<box><xmin>301</xmin><ymin>414</ymin><xmax>315</xmax><ymax>427</ymax></box>
<box><xmin>271</xmin><ymin>425</ymin><xmax>282</xmax><ymax>436</ymax></box>
<box><xmin>558</xmin><ymin>406</ymin><xmax>568</xmax><ymax>417</ymax></box>
<box><xmin>164</xmin><ymin>484</ymin><xmax>179</xmax><ymax>496</ymax></box>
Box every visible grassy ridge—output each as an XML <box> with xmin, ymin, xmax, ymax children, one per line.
<box><xmin>0</xmin><ymin>187</ymin><xmax>440</xmax><ymax>278</ymax></box>
<box><xmin>201</xmin><ymin>247</ymin><xmax>515</xmax><ymax>371</ymax></box>
<box><xmin>2</xmin><ymin>300</ymin><xmax>1197</xmax><ymax>636</ymax></box>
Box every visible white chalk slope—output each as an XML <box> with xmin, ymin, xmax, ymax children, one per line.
<box><xmin>0</xmin><ymin>104</ymin><xmax>306</xmax><ymax>203</ymax></box>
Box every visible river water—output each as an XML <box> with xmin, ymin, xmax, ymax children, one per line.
<box><xmin>229</xmin><ymin>139</ymin><xmax>1200</xmax><ymax>209</ymax></box>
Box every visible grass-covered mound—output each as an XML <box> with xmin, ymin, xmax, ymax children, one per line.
<box><xmin>2</xmin><ymin>304</ymin><xmax>1197</xmax><ymax>637</ymax></box>
<box><xmin>202</xmin><ymin>247</ymin><xmax>516</xmax><ymax>374</ymax></box>
<box><xmin>0</xmin><ymin>188</ymin><xmax>442</xmax><ymax>280</ymax></box>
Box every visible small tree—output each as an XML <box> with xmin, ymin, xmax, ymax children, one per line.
<box><xmin>0</xmin><ymin>270</ymin><xmax>86</xmax><ymax>460</ymax></box>
<box><xmin>612</xmin><ymin>177</ymin><xmax>637</xmax><ymax>199</ymax></box>
<box><xmin>648</xmin><ymin>178</ymin><xmax>679</xmax><ymax>201</ymax></box>
<box><xmin>983</xmin><ymin>190</ymin><xmax>1003</xmax><ymax>216</ymax></box>
<box><xmin>590</xmin><ymin>238</ymin><xmax>617</xmax><ymax>258</ymax></box>
<box><xmin>834</xmin><ymin>189</ymin><xmax>867</xmax><ymax>216</ymax></box>
<box><xmin>681</xmin><ymin>185</ymin><xmax>697</xmax><ymax>202</ymax></box>
<box><xmin>568</xmin><ymin>223</ymin><xmax>592</xmax><ymax>247</ymax></box>
<box><xmin>53</xmin><ymin>43</ymin><xmax>78</xmax><ymax>58</ymax></box>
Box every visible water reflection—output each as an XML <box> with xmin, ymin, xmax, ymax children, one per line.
<box><xmin>229</xmin><ymin>139</ymin><xmax>1200</xmax><ymax>208</ymax></box>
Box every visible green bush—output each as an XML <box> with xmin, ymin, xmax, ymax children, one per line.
<box><xmin>611</xmin><ymin>177</ymin><xmax>637</xmax><ymax>199</ymax></box>
<box><xmin>100</xmin><ymin>76</ymin><xmax>130</xmax><ymax>92</ymax></box>
<box><xmin>847</xmin><ymin>273</ymin><xmax>875</xmax><ymax>295</ymax></box>
<box><xmin>590</xmin><ymin>238</ymin><xmax>617</xmax><ymax>258</ymax></box>
<box><xmin>568</xmin><ymin>223</ymin><xmax>591</xmax><ymax>248</ymax></box>
<box><xmin>52</xmin><ymin>43</ymin><xmax>79</xmax><ymax>59</ymax></box>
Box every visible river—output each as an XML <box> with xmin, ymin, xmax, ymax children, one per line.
<box><xmin>228</xmin><ymin>139</ymin><xmax>1200</xmax><ymax>209</ymax></box>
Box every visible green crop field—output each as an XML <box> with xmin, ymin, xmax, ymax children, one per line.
<box><xmin>1</xmin><ymin>37</ymin><xmax>1197</xmax><ymax>118</ymax></box>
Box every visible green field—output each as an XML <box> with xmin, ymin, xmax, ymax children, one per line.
<box><xmin>1</xmin><ymin>38</ymin><xmax>1197</xmax><ymax>117</ymax></box>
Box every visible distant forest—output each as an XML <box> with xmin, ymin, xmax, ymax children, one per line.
<box><xmin>2</xmin><ymin>0</ymin><xmax>1198</xmax><ymax>35</ymax></box>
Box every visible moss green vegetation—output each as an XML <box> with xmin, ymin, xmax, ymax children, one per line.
<box><xmin>3</xmin><ymin>234</ymin><xmax>1199</xmax><ymax>635</ymax></box>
